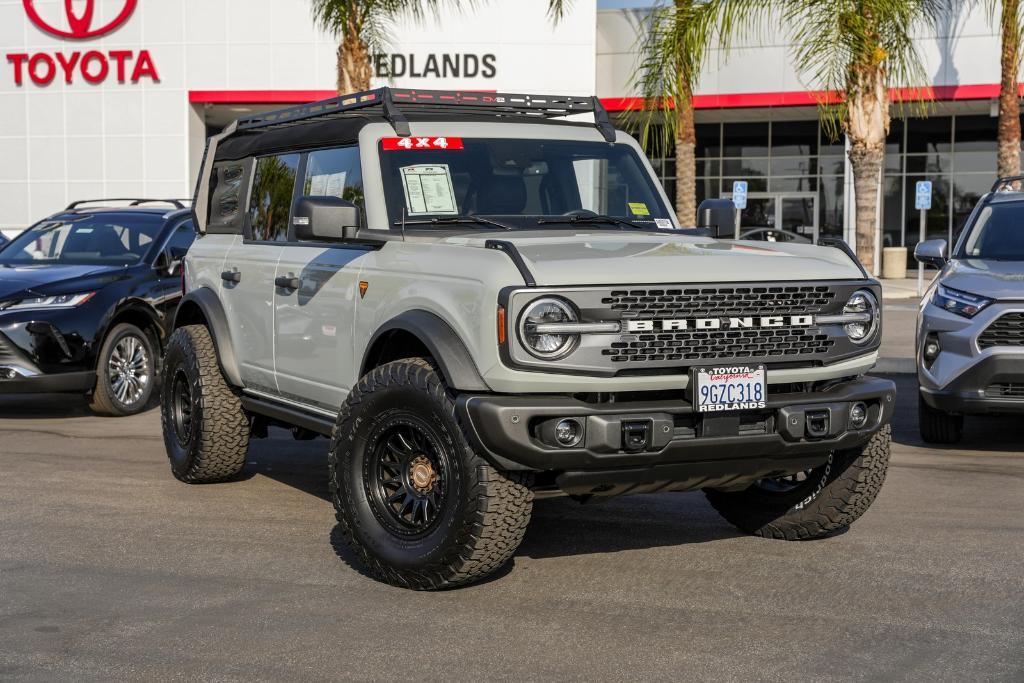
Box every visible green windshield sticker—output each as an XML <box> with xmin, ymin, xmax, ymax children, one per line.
<box><xmin>628</xmin><ymin>202</ymin><xmax>650</xmax><ymax>216</ymax></box>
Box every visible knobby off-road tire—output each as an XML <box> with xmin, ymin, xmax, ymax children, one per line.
<box><xmin>161</xmin><ymin>324</ymin><xmax>249</xmax><ymax>483</ymax></box>
<box><xmin>90</xmin><ymin>323</ymin><xmax>157</xmax><ymax>416</ymax></box>
<box><xmin>329</xmin><ymin>358</ymin><xmax>533</xmax><ymax>590</ymax></box>
<box><xmin>705</xmin><ymin>424</ymin><xmax>891</xmax><ymax>540</ymax></box>
<box><xmin>918</xmin><ymin>393</ymin><xmax>963</xmax><ymax>445</ymax></box>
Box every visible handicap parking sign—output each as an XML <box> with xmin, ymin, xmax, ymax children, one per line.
<box><xmin>915</xmin><ymin>181</ymin><xmax>932</xmax><ymax>210</ymax></box>
<box><xmin>732</xmin><ymin>181</ymin><xmax>748</xmax><ymax>210</ymax></box>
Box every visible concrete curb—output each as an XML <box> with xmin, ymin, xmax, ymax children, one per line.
<box><xmin>874</xmin><ymin>358</ymin><xmax>916</xmax><ymax>375</ymax></box>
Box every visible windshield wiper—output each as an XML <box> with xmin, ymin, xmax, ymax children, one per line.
<box><xmin>535</xmin><ymin>214</ymin><xmax>656</xmax><ymax>231</ymax></box>
<box><xmin>392</xmin><ymin>216</ymin><xmax>514</xmax><ymax>231</ymax></box>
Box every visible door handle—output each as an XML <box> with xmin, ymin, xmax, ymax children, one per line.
<box><xmin>275</xmin><ymin>275</ymin><xmax>300</xmax><ymax>291</ymax></box>
<box><xmin>221</xmin><ymin>270</ymin><xmax>241</xmax><ymax>283</ymax></box>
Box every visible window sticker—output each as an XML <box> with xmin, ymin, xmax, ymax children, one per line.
<box><xmin>655</xmin><ymin>218</ymin><xmax>673</xmax><ymax>229</ymax></box>
<box><xmin>628</xmin><ymin>202</ymin><xmax>650</xmax><ymax>216</ymax></box>
<box><xmin>309</xmin><ymin>172</ymin><xmax>348</xmax><ymax>198</ymax></box>
<box><xmin>400</xmin><ymin>164</ymin><xmax>458</xmax><ymax>215</ymax></box>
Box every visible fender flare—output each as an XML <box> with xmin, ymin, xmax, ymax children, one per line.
<box><xmin>173</xmin><ymin>287</ymin><xmax>243</xmax><ymax>387</ymax></box>
<box><xmin>363</xmin><ymin>310</ymin><xmax>489</xmax><ymax>392</ymax></box>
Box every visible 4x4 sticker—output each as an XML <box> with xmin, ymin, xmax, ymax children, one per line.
<box><xmin>382</xmin><ymin>137</ymin><xmax>464</xmax><ymax>151</ymax></box>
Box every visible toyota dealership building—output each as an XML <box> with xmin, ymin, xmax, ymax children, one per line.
<box><xmin>0</xmin><ymin>0</ymin><xmax>1013</xmax><ymax>256</ymax></box>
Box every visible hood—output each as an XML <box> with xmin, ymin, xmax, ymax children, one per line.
<box><xmin>440</xmin><ymin>231</ymin><xmax>865</xmax><ymax>286</ymax></box>
<box><xmin>0</xmin><ymin>263</ymin><xmax>126</xmax><ymax>302</ymax></box>
<box><xmin>940</xmin><ymin>258</ymin><xmax>1024</xmax><ymax>301</ymax></box>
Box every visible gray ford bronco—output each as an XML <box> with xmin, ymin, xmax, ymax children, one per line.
<box><xmin>162</xmin><ymin>88</ymin><xmax>896</xmax><ymax>589</ymax></box>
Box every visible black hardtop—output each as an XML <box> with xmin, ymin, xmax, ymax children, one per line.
<box><xmin>213</xmin><ymin>86</ymin><xmax>616</xmax><ymax>162</ymax></box>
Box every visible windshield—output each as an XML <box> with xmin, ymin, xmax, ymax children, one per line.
<box><xmin>0</xmin><ymin>214</ymin><xmax>165</xmax><ymax>266</ymax></box>
<box><xmin>379</xmin><ymin>138</ymin><xmax>673</xmax><ymax>229</ymax></box>
<box><xmin>959</xmin><ymin>202</ymin><xmax>1024</xmax><ymax>260</ymax></box>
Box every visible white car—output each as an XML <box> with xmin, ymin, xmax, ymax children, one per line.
<box><xmin>161</xmin><ymin>88</ymin><xmax>895</xmax><ymax>589</ymax></box>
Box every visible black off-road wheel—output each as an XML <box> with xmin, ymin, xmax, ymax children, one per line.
<box><xmin>89</xmin><ymin>323</ymin><xmax>156</xmax><ymax>416</ymax></box>
<box><xmin>918</xmin><ymin>393</ymin><xmax>963</xmax><ymax>444</ymax></box>
<box><xmin>705</xmin><ymin>424</ymin><xmax>891</xmax><ymax>540</ymax></box>
<box><xmin>160</xmin><ymin>324</ymin><xmax>249</xmax><ymax>483</ymax></box>
<box><xmin>329</xmin><ymin>358</ymin><xmax>533</xmax><ymax>590</ymax></box>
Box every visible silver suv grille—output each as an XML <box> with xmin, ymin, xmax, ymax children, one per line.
<box><xmin>978</xmin><ymin>313</ymin><xmax>1024</xmax><ymax>349</ymax></box>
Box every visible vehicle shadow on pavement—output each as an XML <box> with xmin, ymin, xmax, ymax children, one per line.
<box><xmin>0</xmin><ymin>394</ymin><xmax>99</xmax><ymax>419</ymax></box>
<box><xmin>885</xmin><ymin>374</ymin><xmax>1024</xmax><ymax>453</ymax></box>
<box><xmin>245</xmin><ymin>432</ymin><xmax>332</xmax><ymax>501</ymax></box>
<box><xmin>516</xmin><ymin>493</ymin><xmax>743</xmax><ymax>559</ymax></box>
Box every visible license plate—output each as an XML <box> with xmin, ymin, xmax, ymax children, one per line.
<box><xmin>691</xmin><ymin>365</ymin><xmax>767</xmax><ymax>412</ymax></box>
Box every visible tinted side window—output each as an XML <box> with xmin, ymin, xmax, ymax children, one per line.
<box><xmin>248</xmin><ymin>154</ymin><xmax>300</xmax><ymax>242</ymax></box>
<box><xmin>208</xmin><ymin>160</ymin><xmax>251</xmax><ymax>234</ymax></box>
<box><xmin>304</xmin><ymin>147</ymin><xmax>363</xmax><ymax>206</ymax></box>
<box><xmin>167</xmin><ymin>221</ymin><xmax>197</xmax><ymax>253</ymax></box>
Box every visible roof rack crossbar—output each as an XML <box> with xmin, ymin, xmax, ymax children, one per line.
<box><xmin>66</xmin><ymin>198</ymin><xmax>187</xmax><ymax>210</ymax></box>
<box><xmin>233</xmin><ymin>87</ymin><xmax>613</xmax><ymax>140</ymax></box>
<box><xmin>991</xmin><ymin>175</ymin><xmax>1024</xmax><ymax>192</ymax></box>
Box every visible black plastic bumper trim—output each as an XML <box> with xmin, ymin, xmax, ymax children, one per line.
<box><xmin>0</xmin><ymin>370</ymin><xmax>95</xmax><ymax>394</ymax></box>
<box><xmin>921</xmin><ymin>354</ymin><xmax>1024</xmax><ymax>415</ymax></box>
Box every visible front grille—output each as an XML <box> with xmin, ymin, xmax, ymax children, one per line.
<box><xmin>602</xmin><ymin>285</ymin><xmax>838</xmax><ymax>318</ymax></box>
<box><xmin>985</xmin><ymin>383</ymin><xmax>1024</xmax><ymax>399</ymax></box>
<box><xmin>598</xmin><ymin>285</ymin><xmax>839</xmax><ymax>365</ymax></box>
<box><xmin>602</xmin><ymin>328</ymin><xmax>835</xmax><ymax>363</ymax></box>
<box><xmin>978</xmin><ymin>313</ymin><xmax>1024</xmax><ymax>349</ymax></box>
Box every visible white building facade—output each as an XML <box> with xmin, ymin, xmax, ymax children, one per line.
<box><xmin>0</xmin><ymin>0</ymin><xmax>1012</xmax><ymax>258</ymax></box>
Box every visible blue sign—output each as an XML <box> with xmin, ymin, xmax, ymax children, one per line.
<box><xmin>732</xmin><ymin>180</ymin><xmax>748</xmax><ymax>210</ymax></box>
<box><xmin>915</xmin><ymin>180</ymin><xmax>932</xmax><ymax>210</ymax></box>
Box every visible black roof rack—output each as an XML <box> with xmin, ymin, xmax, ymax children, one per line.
<box><xmin>990</xmin><ymin>175</ymin><xmax>1024</xmax><ymax>193</ymax></box>
<box><xmin>66</xmin><ymin>198</ymin><xmax>190</xmax><ymax>210</ymax></box>
<box><xmin>234</xmin><ymin>87</ymin><xmax>617</xmax><ymax>142</ymax></box>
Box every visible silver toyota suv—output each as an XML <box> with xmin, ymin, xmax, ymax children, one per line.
<box><xmin>161</xmin><ymin>88</ymin><xmax>896</xmax><ymax>589</ymax></box>
<box><xmin>914</xmin><ymin>175</ymin><xmax>1024</xmax><ymax>443</ymax></box>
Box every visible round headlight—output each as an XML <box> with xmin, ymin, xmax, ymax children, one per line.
<box><xmin>844</xmin><ymin>289</ymin><xmax>879</xmax><ymax>343</ymax></box>
<box><xmin>518</xmin><ymin>297</ymin><xmax>579</xmax><ymax>359</ymax></box>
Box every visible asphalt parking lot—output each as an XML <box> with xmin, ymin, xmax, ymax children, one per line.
<box><xmin>1</xmin><ymin>374</ymin><xmax>1021</xmax><ymax>681</ymax></box>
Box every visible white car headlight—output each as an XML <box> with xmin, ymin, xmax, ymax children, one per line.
<box><xmin>518</xmin><ymin>297</ymin><xmax>579</xmax><ymax>359</ymax></box>
<box><xmin>4</xmin><ymin>292</ymin><xmax>96</xmax><ymax>311</ymax></box>
<box><xmin>843</xmin><ymin>289</ymin><xmax>879</xmax><ymax>343</ymax></box>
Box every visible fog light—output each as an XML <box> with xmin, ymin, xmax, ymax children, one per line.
<box><xmin>554</xmin><ymin>418</ymin><xmax>583</xmax><ymax>447</ymax></box>
<box><xmin>849</xmin><ymin>402</ymin><xmax>868</xmax><ymax>429</ymax></box>
<box><xmin>923</xmin><ymin>333</ymin><xmax>941</xmax><ymax>364</ymax></box>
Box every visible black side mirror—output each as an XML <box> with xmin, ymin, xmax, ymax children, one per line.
<box><xmin>914</xmin><ymin>239</ymin><xmax>948</xmax><ymax>268</ymax></box>
<box><xmin>155</xmin><ymin>248</ymin><xmax>185</xmax><ymax>276</ymax></box>
<box><xmin>294</xmin><ymin>196</ymin><xmax>361</xmax><ymax>242</ymax></box>
<box><xmin>696</xmin><ymin>199</ymin><xmax>737</xmax><ymax>239</ymax></box>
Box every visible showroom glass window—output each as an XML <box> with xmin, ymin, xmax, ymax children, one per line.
<box><xmin>248</xmin><ymin>154</ymin><xmax>300</xmax><ymax>242</ymax></box>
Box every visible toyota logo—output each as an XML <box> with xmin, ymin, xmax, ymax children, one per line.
<box><xmin>23</xmin><ymin>0</ymin><xmax>138</xmax><ymax>40</ymax></box>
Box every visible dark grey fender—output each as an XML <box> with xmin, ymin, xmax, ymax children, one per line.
<box><xmin>363</xmin><ymin>310</ymin><xmax>490</xmax><ymax>392</ymax></box>
<box><xmin>173</xmin><ymin>287</ymin><xmax>243</xmax><ymax>387</ymax></box>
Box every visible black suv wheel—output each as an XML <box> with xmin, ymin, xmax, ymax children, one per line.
<box><xmin>90</xmin><ymin>323</ymin><xmax>156</xmax><ymax>416</ymax></box>
<box><xmin>329</xmin><ymin>358</ymin><xmax>533</xmax><ymax>590</ymax></box>
<box><xmin>705</xmin><ymin>424</ymin><xmax>891</xmax><ymax>540</ymax></box>
<box><xmin>160</xmin><ymin>324</ymin><xmax>250</xmax><ymax>483</ymax></box>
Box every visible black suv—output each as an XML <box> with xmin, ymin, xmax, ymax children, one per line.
<box><xmin>0</xmin><ymin>200</ymin><xmax>195</xmax><ymax>415</ymax></box>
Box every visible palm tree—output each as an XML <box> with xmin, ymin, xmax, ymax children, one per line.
<box><xmin>728</xmin><ymin>1</ymin><xmax>943</xmax><ymax>273</ymax></box>
<box><xmin>311</xmin><ymin>0</ymin><xmax>462</xmax><ymax>94</ymax></box>
<box><xmin>626</xmin><ymin>1</ymin><xmax>743</xmax><ymax>227</ymax></box>
<box><xmin>985</xmin><ymin>0</ymin><xmax>1023</xmax><ymax>177</ymax></box>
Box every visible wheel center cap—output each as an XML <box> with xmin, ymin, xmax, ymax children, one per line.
<box><xmin>409</xmin><ymin>455</ymin><xmax>436</xmax><ymax>493</ymax></box>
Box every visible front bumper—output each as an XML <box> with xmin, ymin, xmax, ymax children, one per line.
<box><xmin>920</xmin><ymin>355</ymin><xmax>1024</xmax><ymax>415</ymax></box>
<box><xmin>0</xmin><ymin>328</ymin><xmax>94</xmax><ymax>395</ymax></box>
<box><xmin>918</xmin><ymin>300</ymin><xmax>1024</xmax><ymax>415</ymax></box>
<box><xmin>457</xmin><ymin>376</ymin><xmax>896</xmax><ymax>496</ymax></box>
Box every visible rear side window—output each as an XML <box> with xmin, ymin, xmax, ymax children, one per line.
<box><xmin>248</xmin><ymin>154</ymin><xmax>300</xmax><ymax>242</ymax></box>
<box><xmin>207</xmin><ymin>161</ymin><xmax>251</xmax><ymax>234</ymax></box>
<box><xmin>304</xmin><ymin>147</ymin><xmax>364</xmax><ymax>206</ymax></box>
